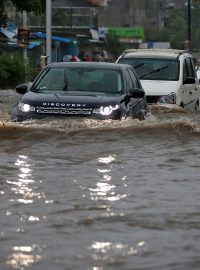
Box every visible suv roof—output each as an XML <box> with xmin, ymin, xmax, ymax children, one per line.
<box><xmin>121</xmin><ymin>49</ymin><xmax>191</xmax><ymax>59</ymax></box>
<box><xmin>48</xmin><ymin>61</ymin><xmax>131</xmax><ymax>71</ymax></box>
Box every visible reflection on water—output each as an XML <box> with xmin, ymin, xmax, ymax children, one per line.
<box><xmin>6</xmin><ymin>245</ymin><xmax>42</xmax><ymax>269</ymax></box>
<box><xmin>3</xmin><ymin>154</ymin><xmax>45</xmax><ymax>269</ymax></box>
<box><xmin>7</xmin><ymin>155</ymin><xmax>42</xmax><ymax>205</ymax></box>
<box><xmin>88</xmin><ymin>155</ymin><xmax>127</xmax><ymax>202</ymax></box>
<box><xmin>89</xmin><ymin>240</ymin><xmax>147</xmax><ymax>256</ymax></box>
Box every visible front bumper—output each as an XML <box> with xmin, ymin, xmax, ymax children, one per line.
<box><xmin>10</xmin><ymin>107</ymin><xmax>123</xmax><ymax>122</ymax></box>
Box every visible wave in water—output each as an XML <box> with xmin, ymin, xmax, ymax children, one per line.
<box><xmin>0</xmin><ymin>113</ymin><xmax>200</xmax><ymax>140</ymax></box>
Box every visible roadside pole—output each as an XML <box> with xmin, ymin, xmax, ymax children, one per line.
<box><xmin>188</xmin><ymin>0</ymin><xmax>191</xmax><ymax>41</ymax></box>
<box><xmin>22</xmin><ymin>11</ymin><xmax>28</xmax><ymax>81</ymax></box>
<box><xmin>46</xmin><ymin>0</ymin><xmax>52</xmax><ymax>64</ymax></box>
<box><xmin>187</xmin><ymin>0</ymin><xmax>191</xmax><ymax>49</ymax></box>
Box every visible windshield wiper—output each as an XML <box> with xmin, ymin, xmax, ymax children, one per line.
<box><xmin>133</xmin><ymin>63</ymin><xmax>144</xmax><ymax>69</ymax></box>
<box><xmin>140</xmin><ymin>65</ymin><xmax>168</xmax><ymax>79</ymax></box>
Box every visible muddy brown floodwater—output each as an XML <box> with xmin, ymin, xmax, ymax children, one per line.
<box><xmin>0</xmin><ymin>90</ymin><xmax>200</xmax><ymax>270</ymax></box>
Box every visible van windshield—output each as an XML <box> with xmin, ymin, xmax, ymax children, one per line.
<box><xmin>118</xmin><ymin>57</ymin><xmax>179</xmax><ymax>81</ymax></box>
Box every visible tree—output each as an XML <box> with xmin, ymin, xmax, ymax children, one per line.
<box><xmin>0</xmin><ymin>0</ymin><xmax>46</xmax><ymax>24</ymax></box>
<box><xmin>0</xmin><ymin>0</ymin><xmax>8</xmax><ymax>26</ymax></box>
<box><xmin>0</xmin><ymin>9</ymin><xmax>7</xmax><ymax>26</ymax></box>
<box><xmin>0</xmin><ymin>0</ymin><xmax>48</xmax><ymax>27</ymax></box>
<box><xmin>0</xmin><ymin>53</ymin><xmax>26</xmax><ymax>88</ymax></box>
<box><xmin>151</xmin><ymin>1</ymin><xmax>200</xmax><ymax>50</ymax></box>
<box><xmin>104</xmin><ymin>33</ymin><xmax>126</xmax><ymax>61</ymax></box>
<box><xmin>190</xmin><ymin>1</ymin><xmax>200</xmax><ymax>49</ymax></box>
<box><xmin>10</xmin><ymin>0</ymin><xmax>46</xmax><ymax>14</ymax></box>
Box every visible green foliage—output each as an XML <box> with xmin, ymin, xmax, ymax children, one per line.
<box><xmin>11</xmin><ymin>0</ymin><xmax>46</xmax><ymax>14</ymax></box>
<box><xmin>151</xmin><ymin>9</ymin><xmax>187</xmax><ymax>48</ymax></box>
<box><xmin>0</xmin><ymin>53</ymin><xmax>26</xmax><ymax>88</ymax></box>
<box><xmin>0</xmin><ymin>9</ymin><xmax>7</xmax><ymax>26</ymax></box>
<box><xmin>190</xmin><ymin>2</ymin><xmax>200</xmax><ymax>49</ymax></box>
<box><xmin>104</xmin><ymin>34</ymin><xmax>126</xmax><ymax>61</ymax></box>
<box><xmin>167</xmin><ymin>9</ymin><xmax>187</xmax><ymax>48</ymax></box>
<box><xmin>0</xmin><ymin>0</ymin><xmax>46</xmax><ymax>28</ymax></box>
<box><xmin>151</xmin><ymin>2</ymin><xmax>200</xmax><ymax>49</ymax></box>
<box><xmin>0</xmin><ymin>0</ymin><xmax>46</xmax><ymax>15</ymax></box>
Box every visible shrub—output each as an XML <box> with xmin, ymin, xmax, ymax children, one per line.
<box><xmin>0</xmin><ymin>53</ymin><xmax>26</xmax><ymax>89</ymax></box>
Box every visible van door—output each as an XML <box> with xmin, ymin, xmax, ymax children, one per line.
<box><xmin>182</xmin><ymin>57</ymin><xmax>199</xmax><ymax>110</ymax></box>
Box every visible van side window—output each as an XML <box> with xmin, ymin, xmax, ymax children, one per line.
<box><xmin>190</xmin><ymin>58</ymin><xmax>197</xmax><ymax>77</ymax></box>
<box><xmin>185</xmin><ymin>57</ymin><xmax>195</xmax><ymax>77</ymax></box>
<box><xmin>183</xmin><ymin>59</ymin><xmax>188</xmax><ymax>79</ymax></box>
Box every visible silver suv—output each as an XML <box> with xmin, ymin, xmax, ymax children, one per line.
<box><xmin>116</xmin><ymin>49</ymin><xmax>200</xmax><ymax>111</ymax></box>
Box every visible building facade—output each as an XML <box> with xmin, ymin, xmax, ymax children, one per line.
<box><xmin>1</xmin><ymin>0</ymin><xmax>188</xmax><ymax>65</ymax></box>
<box><xmin>97</xmin><ymin>0</ymin><xmax>186</xmax><ymax>39</ymax></box>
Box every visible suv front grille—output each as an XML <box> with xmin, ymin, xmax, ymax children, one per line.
<box><xmin>36</xmin><ymin>107</ymin><xmax>93</xmax><ymax>115</ymax></box>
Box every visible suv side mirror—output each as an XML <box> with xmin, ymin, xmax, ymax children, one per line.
<box><xmin>16</xmin><ymin>84</ymin><xmax>28</xmax><ymax>94</ymax></box>
<box><xmin>129</xmin><ymin>88</ymin><xmax>145</xmax><ymax>98</ymax></box>
<box><xmin>183</xmin><ymin>77</ymin><xmax>196</xmax><ymax>85</ymax></box>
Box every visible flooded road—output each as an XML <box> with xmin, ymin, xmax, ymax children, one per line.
<box><xmin>0</xmin><ymin>90</ymin><xmax>200</xmax><ymax>270</ymax></box>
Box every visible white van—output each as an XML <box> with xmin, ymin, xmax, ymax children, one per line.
<box><xmin>116</xmin><ymin>49</ymin><xmax>200</xmax><ymax>112</ymax></box>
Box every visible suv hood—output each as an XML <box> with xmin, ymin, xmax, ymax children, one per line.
<box><xmin>140</xmin><ymin>80</ymin><xmax>179</xmax><ymax>96</ymax></box>
<box><xmin>21</xmin><ymin>91</ymin><xmax>123</xmax><ymax>107</ymax></box>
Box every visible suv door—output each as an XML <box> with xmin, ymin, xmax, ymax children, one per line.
<box><xmin>182</xmin><ymin>57</ymin><xmax>199</xmax><ymax>109</ymax></box>
<box><xmin>125</xmin><ymin>68</ymin><xmax>147</xmax><ymax>119</ymax></box>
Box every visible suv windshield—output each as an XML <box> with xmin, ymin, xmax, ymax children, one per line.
<box><xmin>118</xmin><ymin>57</ymin><xmax>179</xmax><ymax>81</ymax></box>
<box><xmin>32</xmin><ymin>67</ymin><xmax>123</xmax><ymax>94</ymax></box>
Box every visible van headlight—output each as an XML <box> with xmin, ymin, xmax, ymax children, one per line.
<box><xmin>93</xmin><ymin>105</ymin><xmax>119</xmax><ymax>116</ymax></box>
<box><xmin>158</xmin><ymin>92</ymin><xmax>176</xmax><ymax>104</ymax></box>
<box><xmin>18</xmin><ymin>102</ymin><xmax>35</xmax><ymax>113</ymax></box>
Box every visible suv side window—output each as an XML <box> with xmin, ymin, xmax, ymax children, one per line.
<box><xmin>127</xmin><ymin>68</ymin><xmax>141</xmax><ymax>88</ymax></box>
<box><xmin>125</xmin><ymin>69</ymin><xmax>134</xmax><ymax>92</ymax></box>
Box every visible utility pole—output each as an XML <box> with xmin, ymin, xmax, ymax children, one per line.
<box><xmin>188</xmin><ymin>0</ymin><xmax>191</xmax><ymax>44</ymax></box>
<box><xmin>22</xmin><ymin>10</ymin><xmax>28</xmax><ymax>81</ymax></box>
<box><xmin>22</xmin><ymin>11</ymin><xmax>28</xmax><ymax>63</ymax></box>
<box><xmin>183</xmin><ymin>0</ymin><xmax>191</xmax><ymax>50</ymax></box>
<box><xmin>46</xmin><ymin>0</ymin><xmax>52</xmax><ymax>64</ymax></box>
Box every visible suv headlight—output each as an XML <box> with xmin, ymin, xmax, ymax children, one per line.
<box><xmin>158</xmin><ymin>92</ymin><xmax>176</xmax><ymax>104</ymax></box>
<box><xmin>18</xmin><ymin>102</ymin><xmax>35</xmax><ymax>113</ymax></box>
<box><xmin>93</xmin><ymin>105</ymin><xmax>119</xmax><ymax>116</ymax></box>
